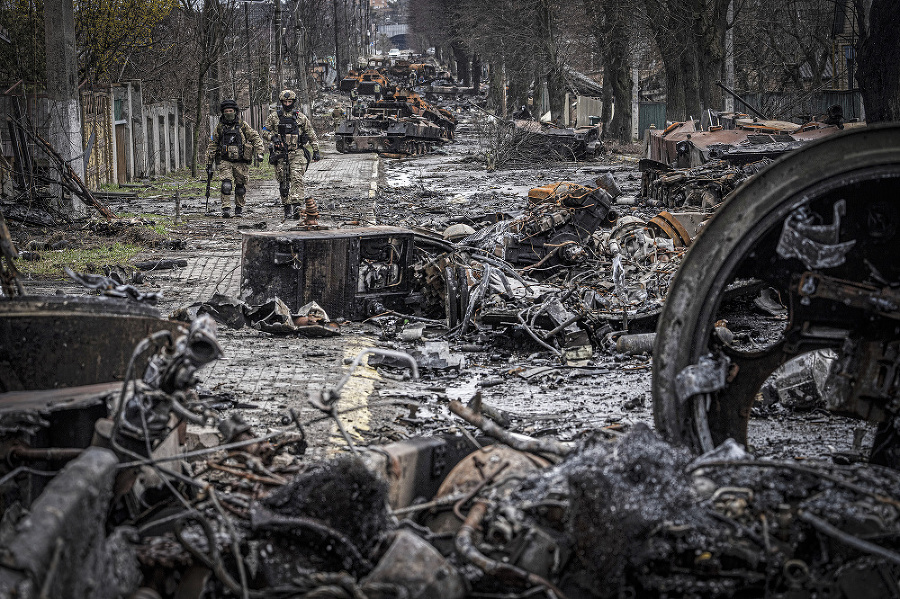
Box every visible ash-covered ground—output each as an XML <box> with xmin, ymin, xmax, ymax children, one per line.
<box><xmin>11</xmin><ymin>104</ymin><xmax>874</xmax><ymax>463</ymax></box>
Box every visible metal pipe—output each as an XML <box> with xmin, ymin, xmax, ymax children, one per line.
<box><xmin>715</xmin><ymin>80</ymin><xmax>767</xmax><ymax>120</ymax></box>
<box><xmin>799</xmin><ymin>510</ymin><xmax>900</xmax><ymax>565</ymax></box>
<box><xmin>455</xmin><ymin>500</ymin><xmax>569</xmax><ymax>598</ymax></box>
<box><xmin>8</xmin><ymin>446</ymin><xmax>83</xmax><ymax>462</ymax></box>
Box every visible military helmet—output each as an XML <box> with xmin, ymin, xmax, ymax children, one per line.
<box><xmin>220</xmin><ymin>98</ymin><xmax>239</xmax><ymax>112</ymax></box>
<box><xmin>279</xmin><ymin>90</ymin><xmax>297</xmax><ymax>102</ymax></box>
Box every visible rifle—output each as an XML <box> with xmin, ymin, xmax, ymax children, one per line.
<box><xmin>204</xmin><ymin>159</ymin><xmax>214</xmax><ymax>214</ymax></box>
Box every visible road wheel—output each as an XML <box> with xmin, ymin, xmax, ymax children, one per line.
<box><xmin>652</xmin><ymin>125</ymin><xmax>900</xmax><ymax>455</ymax></box>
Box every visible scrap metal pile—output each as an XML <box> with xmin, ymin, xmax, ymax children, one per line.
<box><xmin>2</xmin><ymin>319</ymin><xmax>899</xmax><ymax>598</ymax></box>
<box><xmin>400</xmin><ymin>175</ymin><xmax>693</xmax><ymax>361</ymax></box>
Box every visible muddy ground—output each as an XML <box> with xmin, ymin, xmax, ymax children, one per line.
<box><xmin>8</xmin><ymin>103</ymin><xmax>874</xmax><ymax>463</ymax></box>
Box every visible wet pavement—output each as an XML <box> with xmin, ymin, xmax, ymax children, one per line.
<box><xmin>19</xmin><ymin>118</ymin><xmax>873</xmax><ymax>462</ymax></box>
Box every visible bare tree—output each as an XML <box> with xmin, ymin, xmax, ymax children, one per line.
<box><xmin>854</xmin><ymin>0</ymin><xmax>900</xmax><ymax>122</ymax></box>
<box><xmin>582</xmin><ymin>0</ymin><xmax>634</xmax><ymax>142</ymax></box>
<box><xmin>183</xmin><ymin>0</ymin><xmax>232</xmax><ymax>177</ymax></box>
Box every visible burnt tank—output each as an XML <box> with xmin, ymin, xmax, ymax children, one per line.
<box><xmin>335</xmin><ymin>88</ymin><xmax>456</xmax><ymax>156</ymax></box>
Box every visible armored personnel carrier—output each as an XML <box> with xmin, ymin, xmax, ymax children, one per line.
<box><xmin>335</xmin><ymin>88</ymin><xmax>456</xmax><ymax>155</ymax></box>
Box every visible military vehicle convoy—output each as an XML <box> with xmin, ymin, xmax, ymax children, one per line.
<box><xmin>335</xmin><ymin>88</ymin><xmax>456</xmax><ymax>156</ymax></box>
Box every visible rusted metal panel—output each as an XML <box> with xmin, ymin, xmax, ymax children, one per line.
<box><xmin>241</xmin><ymin>227</ymin><xmax>416</xmax><ymax>320</ymax></box>
<box><xmin>0</xmin><ymin>296</ymin><xmax>181</xmax><ymax>392</ymax></box>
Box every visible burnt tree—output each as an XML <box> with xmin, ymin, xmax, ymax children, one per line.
<box><xmin>584</xmin><ymin>0</ymin><xmax>634</xmax><ymax>141</ymax></box>
<box><xmin>854</xmin><ymin>0</ymin><xmax>900</xmax><ymax>122</ymax></box>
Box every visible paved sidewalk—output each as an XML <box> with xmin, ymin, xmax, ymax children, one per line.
<box><xmin>153</xmin><ymin>150</ymin><xmax>390</xmax><ymax>449</ymax></box>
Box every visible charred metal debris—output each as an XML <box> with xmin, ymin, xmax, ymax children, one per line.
<box><xmin>336</xmin><ymin>55</ymin><xmax>465</xmax><ymax>157</ymax></box>
<box><xmin>220</xmin><ymin>173</ymin><xmax>701</xmax><ymax>362</ymax></box>
<box><xmin>1</xmin><ymin>317</ymin><xmax>899</xmax><ymax>599</ymax></box>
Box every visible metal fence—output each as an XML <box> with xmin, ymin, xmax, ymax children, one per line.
<box><xmin>638</xmin><ymin>102</ymin><xmax>667</xmax><ymax>136</ymax></box>
<box><xmin>737</xmin><ymin>89</ymin><xmax>864</xmax><ymax>123</ymax></box>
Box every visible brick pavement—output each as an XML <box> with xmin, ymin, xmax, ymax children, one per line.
<box><xmin>154</xmin><ymin>150</ymin><xmax>390</xmax><ymax>449</ymax></box>
<box><xmin>26</xmin><ymin>149</ymin><xmax>400</xmax><ymax>452</ymax></box>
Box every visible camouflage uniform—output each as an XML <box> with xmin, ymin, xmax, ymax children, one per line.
<box><xmin>262</xmin><ymin>104</ymin><xmax>320</xmax><ymax>208</ymax></box>
<box><xmin>331</xmin><ymin>106</ymin><xmax>344</xmax><ymax>130</ymax></box>
<box><xmin>205</xmin><ymin>118</ymin><xmax>264</xmax><ymax>212</ymax></box>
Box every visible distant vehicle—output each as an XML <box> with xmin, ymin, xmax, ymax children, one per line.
<box><xmin>388</xmin><ymin>48</ymin><xmax>400</xmax><ymax>57</ymax></box>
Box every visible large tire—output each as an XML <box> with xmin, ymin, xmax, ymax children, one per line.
<box><xmin>652</xmin><ymin>124</ymin><xmax>900</xmax><ymax>452</ymax></box>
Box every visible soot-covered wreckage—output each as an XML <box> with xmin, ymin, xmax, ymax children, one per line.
<box><xmin>639</xmin><ymin>112</ymin><xmax>848</xmax><ymax>210</ymax></box>
<box><xmin>335</xmin><ymin>55</ymin><xmax>460</xmax><ymax>157</ymax></box>
<box><xmin>0</xmin><ymin>126</ymin><xmax>899</xmax><ymax>598</ymax></box>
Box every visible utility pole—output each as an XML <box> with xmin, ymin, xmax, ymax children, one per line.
<box><xmin>244</xmin><ymin>3</ymin><xmax>255</xmax><ymax>128</ymax></box>
<box><xmin>365</xmin><ymin>0</ymin><xmax>370</xmax><ymax>57</ymax></box>
<box><xmin>724</xmin><ymin>0</ymin><xmax>735</xmax><ymax>112</ymax></box>
<box><xmin>342</xmin><ymin>0</ymin><xmax>351</xmax><ymax>72</ymax></box>
<box><xmin>294</xmin><ymin>0</ymin><xmax>311</xmax><ymax>115</ymax></box>
<box><xmin>332</xmin><ymin>0</ymin><xmax>342</xmax><ymax>79</ymax></box>
<box><xmin>274</xmin><ymin>0</ymin><xmax>284</xmax><ymax>93</ymax></box>
<box><xmin>43</xmin><ymin>0</ymin><xmax>85</xmax><ymax>213</ymax></box>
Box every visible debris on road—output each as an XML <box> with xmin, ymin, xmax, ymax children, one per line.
<box><xmin>2</xmin><ymin>326</ymin><xmax>899</xmax><ymax>599</ymax></box>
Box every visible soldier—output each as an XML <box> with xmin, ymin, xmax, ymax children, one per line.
<box><xmin>331</xmin><ymin>105</ymin><xmax>344</xmax><ymax>131</ymax></box>
<box><xmin>206</xmin><ymin>99</ymin><xmax>264</xmax><ymax>218</ymax></box>
<box><xmin>263</xmin><ymin>90</ymin><xmax>322</xmax><ymax>220</ymax></box>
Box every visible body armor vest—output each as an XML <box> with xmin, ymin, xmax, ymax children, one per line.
<box><xmin>219</xmin><ymin>124</ymin><xmax>245</xmax><ymax>161</ymax></box>
<box><xmin>276</xmin><ymin>109</ymin><xmax>308</xmax><ymax>151</ymax></box>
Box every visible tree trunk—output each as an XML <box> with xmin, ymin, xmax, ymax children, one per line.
<box><xmin>601</xmin><ymin>0</ymin><xmax>632</xmax><ymax>141</ymax></box>
<box><xmin>664</xmin><ymin>59</ymin><xmax>685</xmax><ymax>122</ymax></box>
<box><xmin>192</xmin><ymin>67</ymin><xmax>207</xmax><ymax>178</ymax></box>
<box><xmin>452</xmin><ymin>42</ymin><xmax>470</xmax><ymax>86</ymax></box>
<box><xmin>472</xmin><ymin>53</ymin><xmax>482</xmax><ymax>94</ymax></box>
<box><xmin>331</xmin><ymin>0</ymin><xmax>341</xmax><ymax>79</ymax></box>
<box><xmin>487</xmin><ymin>60</ymin><xmax>503</xmax><ymax>112</ymax></box>
<box><xmin>600</xmin><ymin>73</ymin><xmax>613</xmax><ymax>126</ymax></box>
<box><xmin>855</xmin><ymin>0</ymin><xmax>900</xmax><ymax>122</ymax></box>
<box><xmin>538</xmin><ymin>0</ymin><xmax>565</xmax><ymax>121</ymax></box>
<box><xmin>681</xmin><ymin>46</ymin><xmax>701</xmax><ymax>121</ymax></box>
<box><xmin>694</xmin><ymin>0</ymin><xmax>728</xmax><ymax>112</ymax></box>
<box><xmin>43</xmin><ymin>0</ymin><xmax>85</xmax><ymax>212</ymax></box>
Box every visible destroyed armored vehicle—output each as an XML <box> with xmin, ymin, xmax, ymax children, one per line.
<box><xmin>356</xmin><ymin>69</ymin><xmax>389</xmax><ymax>96</ymax></box>
<box><xmin>335</xmin><ymin>89</ymin><xmax>457</xmax><ymax>155</ymax></box>
<box><xmin>513</xmin><ymin>119</ymin><xmax>603</xmax><ymax>160</ymax></box>
<box><xmin>647</xmin><ymin>117</ymin><xmax>843</xmax><ymax>168</ymax></box>
<box><xmin>653</xmin><ymin>124</ymin><xmax>900</xmax><ymax>469</ymax></box>
<box><xmin>338</xmin><ymin>70</ymin><xmax>361</xmax><ymax>92</ymax></box>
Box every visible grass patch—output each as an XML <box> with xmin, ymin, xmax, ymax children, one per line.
<box><xmin>16</xmin><ymin>243</ymin><xmax>143</xmax><ymax>278</ymax></box>
<box><xmin>115</xmin><ymin>212</ymin><xmax>181</xmax><ymax>236</ymax></box>
<box><xmin>134</xmin><ymin>162</ymin><xmax>277</xmax><ymax>198</ymax></box>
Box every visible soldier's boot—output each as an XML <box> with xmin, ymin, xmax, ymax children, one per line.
<box><xmin>283</xmin><ymin>204</ymin><xmax>293</xmax><ymax>219</ymax></box>
<box><xmin>234</xmin><ymin>187</ymin><xmax>245</xmax><ymax>217</ymax></box>
<box><xmin>222</xmin><ymin>207</ymin><xmax>232</xmax><ymax>219</ymax></box>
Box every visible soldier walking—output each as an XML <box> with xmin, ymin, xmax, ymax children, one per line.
<box><xmin>206</xmin><ymin>99</ymin><xmax>264</xmax><ymax>218</ymax></box>
<box><xmin>263</xmin><ymin>90</ymin><xmax>322</xmax><ymax>221</ymax></box>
